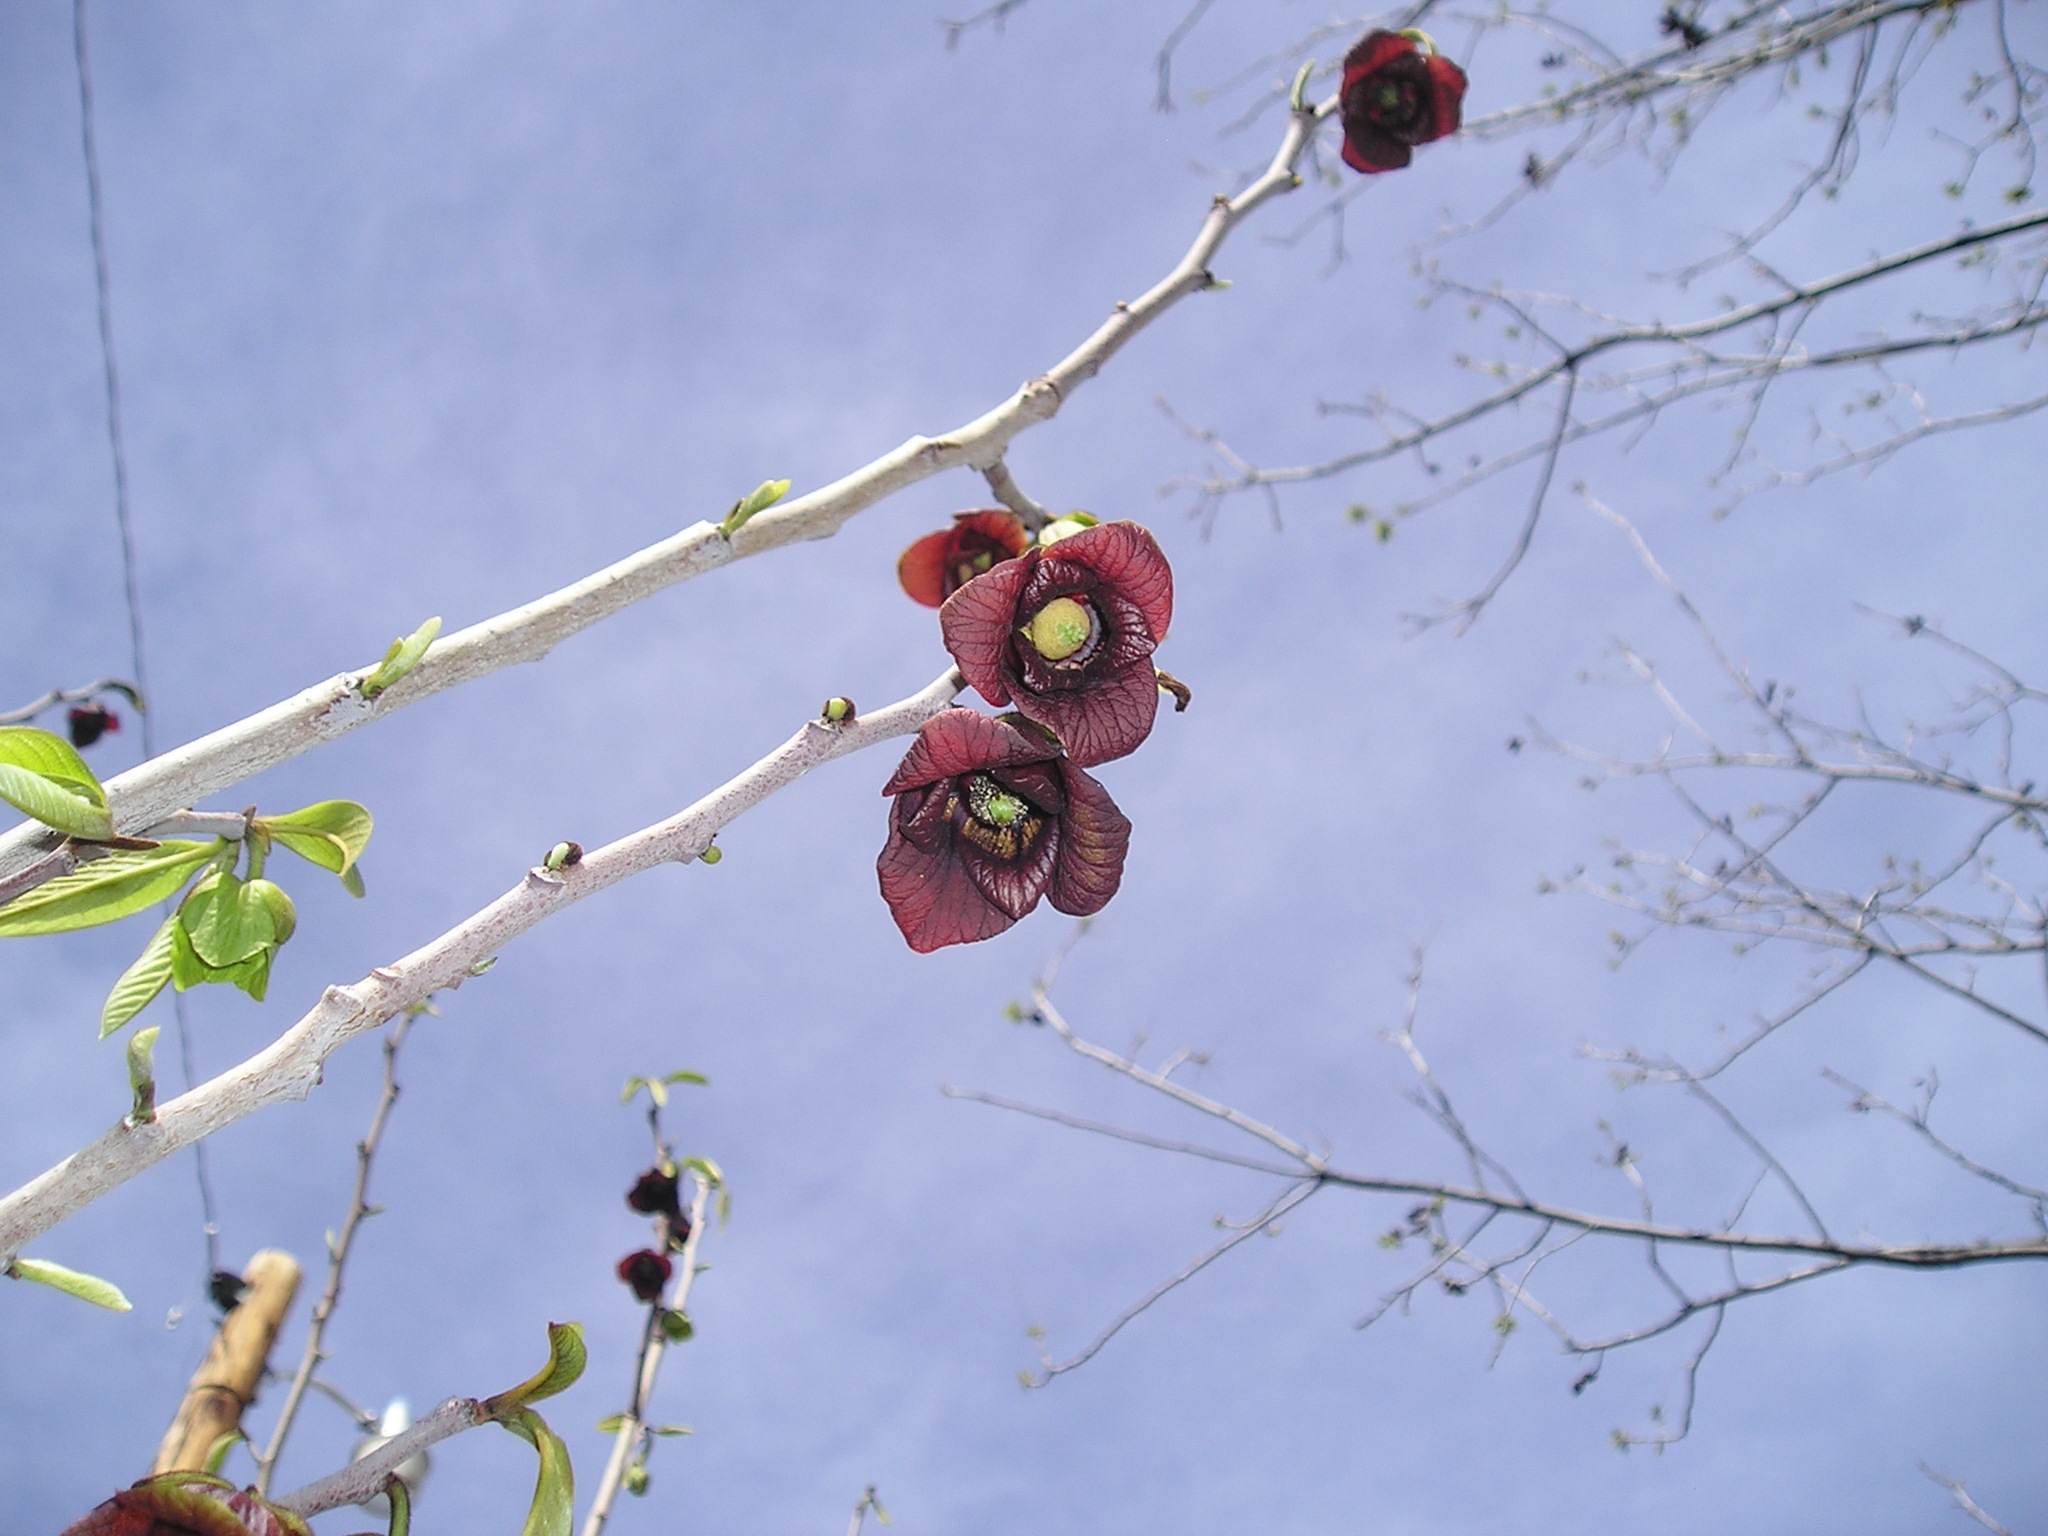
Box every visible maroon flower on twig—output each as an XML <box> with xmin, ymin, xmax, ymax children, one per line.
<box><xmin>1338</xmin><ymin>30</ymin><xmax>1468</xmax><ymax>174</ymax></box>
<box><xmin>897</xmin><ymin>509</ymin><xmax>1031</xmax><ymax>607</ymax></box>
<box><xmin>617</xmin><ymin>1248</ymin><xmax>673</xmax><ymax>1303</ymax></box>
<box><xmin>68</xmin><ymin>702</ymin><xmax>121</xmax><ymax>748</ymax></box>
<box><xmin>627</xmin><ymin>1168</ymin><xmax>681</xmax><ymax>1218</ymax></box>
<box><xmin>878</xmin><ymin>709</ymin><xmax>1130</xmax><ymax>953</ymax></box>
<box><xmin>939</xmin><ymin>521</ymin><xmax>1172</xmax><ymax>767</ymax></box>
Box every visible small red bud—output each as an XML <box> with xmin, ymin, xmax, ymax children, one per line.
<box><xmin>67</xmin><ymin>702</ymin><xmax>120</xmax><ymax>748</ymax></box>
<box><xmin>617</xmin><ymin>1248</ymin><xmax>673</xmax><ymax>1303</ymax></box>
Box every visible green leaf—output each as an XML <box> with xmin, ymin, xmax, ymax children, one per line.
<box><xmin>483</xmin><ymin>1322</ymin><xmax>588</xmax><ymax>1418</ymax></box>
<box><xmin>717</xmin><ymin>478</ymin><xmax>791</xmax><ymax>538</ymax></box>
<box><xmin>260</xmin><ymin>800</ymin><xmax>374</xmax><ymax>875</ymax></box>
<box><xmin>180</xmin><ymin>873</ymin><xmax>276</xmax><ymax>968</ymax></box>
<box><xmin>6</xmin><ymin>1256</ymin><xmax>132</xmax><ymax>1311</ymax></box>
<box><xmin>497</xmin><ymin>1408</ymin><xmax>575</xmax><ymax>1536</ymax></box>
<box><xmin>680</xmin><ymin>1155</ymin><xmax>724</xmax><ymax>1188</ymax></box>
<box><xmin>663</xmin><ymin>1070</ymin><xmax>708</xmax><ymax>1088</ymax></box>
<box><xmin>0</xmin><ymin>727</ymin><xmax>111</xmax><ymax>839</ymax></box>
<box><xmin>594</xmin><ymin>1414</ymin><xmax>629</xmax><ymax>1435</ymax></box>
<box><xmin>648</xmin><ymin>1423</ymin><xmax>692</xmax><ymax>1437</ymax></box>
<box><xmin>200</xmin><ymin>1429</ymin><xmax>244</xmax><ymax>1476</ymax></box>
<box><xmin>340</xmin><ymin>863</ymin><xmax>367</xmax><ymax>899</ymax></box>
<box><xmin>360</xmin><ymin>617</ymin><xmax>443</xmax><ymax>699</ymax></box>
<box><xmin>658</xmin><ymin>1308</ymin><xmax>693</xmax><ymax>1343</ymax></box>
<box><xmin>0</xmin><ymin>840</ymin><xmax>214</xmax><ymax>937</ymax></box>
<box><xmin>102</xmin><ymin>916</ymin><xmax>179</xmax><ymax>1038</ymax></box>
<box><xmin>126</xmin><ymin>1025</ymin><xmax>161</xmax><ymax>1123</ymax></box>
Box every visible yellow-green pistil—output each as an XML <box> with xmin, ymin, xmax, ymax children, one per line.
<box><xmin>1024</xmin><ymin>596</ymin><xmax>1093</xmax><ymax>661</ymax></box>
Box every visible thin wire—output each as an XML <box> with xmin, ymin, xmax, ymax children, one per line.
<box><xmin>73</xmin><ymin>0</ymin><xmax>220</xmax><ymax>1285</ymax></box>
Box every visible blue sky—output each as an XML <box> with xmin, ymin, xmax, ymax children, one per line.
<box><xmin>2</xmin><ymin>3</ymin><xmax>2044</xmax><ymax>1531</ymax></box>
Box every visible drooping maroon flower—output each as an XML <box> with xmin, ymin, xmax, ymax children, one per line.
<box><xmin>68</xmin><ymin>701</ymin><xmax>121</xmax><ymax>748</ymax></box>
<box><xmin>617</xmin><ymin>1248</ymin><xmax>673</xmax><ymax>1303</ymax></box>
<box><xmin>897</xmin><ymin>509</ymin><xmax>1032</xmax><ymax>608</ymax></box>
<box><xmin>878</xmin><ymin>709</ymin><xmax>1131</xmax><ymax>953</ymax></box>
<box><xmin>626</xmin><ymin>1167</ymin><xmax>681</xmax><ymax>1218</ymax></box>
<box><xmin>939</xmin><ymin>520</ymin><xmax>1172</xmax><ymax>767</ymax></box>
<box><xmin>60</xmin><ymin>1474</ymin><xmax>313</xmax><ymax>1536</ymax></box>
<box><xmin>1338</xmin><ymin>30</ymin><xmax>1468</xmax><ymax>175</ymax></box>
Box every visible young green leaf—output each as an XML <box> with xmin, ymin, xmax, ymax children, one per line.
<box><xmin>496</xmin><ymin>1408</ymin><xmax>575</xmax><ymax>1536</ymax></box>
<box><xmin>247</xmin><ymin>879</ymin><xmax>297</xmax><ymax>946</ymax></box>
<box><xmin>662</xmin><ymin>1070</ymin><xmax>708</xmax><ymax>1088</ymax></box>
<box><xmin>5</xmin><ymin>1256</ymin><xmax>132</xmax><ymax>1311</ymax></box>
<box><xmin>0</xmin><ymin>726</ymin><xmax>112</xmax><ymax>839</ymax></box>
<box><xmin>717</xmin><ymin>477</ymin><xmax>791</xmax><ymax>538</ymax></box>
<box><xmin>482</xmin><ymin>1321</ymin><xmax>588</xmax><ymax>1418</ymax></box>
<box><xmin>594</xmin><ymin>1414</ymin><xmax>629</xmax><ymax>1435</ymax></box>
<box><xmin>200</xmin><ymin>1429</ymin><xmax>244</xmax><ymax>1476</ymax></box>
<box><xmin>259</xmin><ymin>800</ymin><xmax>374</xmax><ymax>875</ymax></box>
<box><xmin>340</xmin><ymin>863</ymin><xmax>367</xmax><ymax>899</ymax></box>
<box><xmin>126</xmin><ymin>1025</ymin><xmax>161</xmax><ymax>1124</ymax></box>
<box><xmin>658</xmin><ymin>1308</ymin><xmax>693</xmax><ymax>1343</ymax></box>
<box><xmin>0</xmin><ymin>840</ymin><xmax>213</xmax><ymax>937</ymax></box>
<box><xmin>360</xmin><ymin>617</ymin><xmax>443</xmax><ymax>699</ymax></box>
<box><xmin>180</xmin><ymin>873</ymin><xmax>276</xmax><ymax>968</ymax></box>
<box><xmin>101</xmin><ymin>915</ymin><xmax>179</xmax><ymax>1038</ymax></box>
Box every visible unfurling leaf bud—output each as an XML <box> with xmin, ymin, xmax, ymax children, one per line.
<box><xmin>698</xmin><ymin>844</ymin><xmax>722</xmax><ymax>865</ymax></box>
<box><xmin>616</xmin><ymin>1249</ymin><xmax>672</xmax><ymax>1303</ymax></box>
<box><xmin>544</xmin><ymin>841</ymin><xmax>582</xmax><ymax>871</ymax></box>
<box><xmin>822</xmin><ymin>697</ymin><xmax>857</xmax><ymax>724</ymax></box>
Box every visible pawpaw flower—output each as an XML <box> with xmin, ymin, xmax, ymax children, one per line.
<box><xmin>67</xmin><ymin>701</ymin><xmax>120</xmax><ymax>748</ymax></box>
<box><xmin>1338</xmin><ymin>29</ymin><xmax>1468</xmax><ymax>174</ymax></box>
<box><xmin>878</xmin><ymin>709</ymin><xmax>1130</xmax><ymax>953</ymax></box>
<box><xmin>617</xmin><ymin>1248</ymin><xmax>672</xmax><ymax>1302</ymax></box>
<box><xmin>939</xmin><ymin>521</ymin><xmax>1172</xmax><ymax>767</ymax></box>
<box><xmin>60</xmin><ymin>1473</ymin><xmax>312</xmax><ymax>1536</ymax></box>
<box><xmin>897</xmin><ymin>509</ymin><xmax>1031</xmax><ymax>607</ymax></box>
<box><xmin>626</xmin><ymin>1168</ymin><xmax>681</xmax><ymax>1218</ymax></box>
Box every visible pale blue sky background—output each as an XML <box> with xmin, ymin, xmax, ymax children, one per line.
<box><xmin>2</xmin><ymin>3</ymin><xmax>2044</xmax><ymax>1531</ymax></box>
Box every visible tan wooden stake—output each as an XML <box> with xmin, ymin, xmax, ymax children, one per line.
<box><xmin>152</xmin><ymin>1249</ymin><xmax>302</xmax><ymax>1474</ymax></box>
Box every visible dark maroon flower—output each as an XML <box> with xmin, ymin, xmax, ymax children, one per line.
<box><xmin>1338</xmin><ymin>30</ymin><xmax>1468</xmax><ymax>174</ymax></box>
<box><xmin>939</xmin><ymin>520</ymin><xmax>1172</xmax><ymax>767</ymax></box>
<box><xmin>878</xmin><ymin>709</ymin><xmax>1131</xmax><ymax>953</ymax></box>
<box><xmin>627</xmin><ymin>1167</ymin><xmax>681</xmax><ymax>1218</ymax></box>
<box><xmin>897</xmin><ymin>509</ymin><xmax>1032</xmax><ymax>607</ymax></box>
<box><xmin>617</xmin><ymin>1248</ymin><xmax>673</xmax><ymax>1303</ymax></box>
<box><xmin>68</xmin><ymin>701</ymin><xmax>121</xmax><ymax>748</ymax></box>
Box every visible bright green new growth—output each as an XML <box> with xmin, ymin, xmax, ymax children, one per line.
<box><xmin>126</xmin><ymin>1025</ymin><xmax>160</xmax><ymax>1123</ymax></box>
<box><xmin>5</xmin><ymin>1256</ymin><xmax>132</xmax><ymax>1311</ymax></box>
<box><xmin>0</xmin><ymin>726</ymin><xmax>112</xmax><ymax>839</ymax></box>
<box><xmin>360</xmin><ymin>616</ymin><xmax>442</xmax><ymax>699</ymax></box>
<box><xmin>718</xmin><ymin>477</ymin><xmax>792</xmax><ymax>538</ymax></box>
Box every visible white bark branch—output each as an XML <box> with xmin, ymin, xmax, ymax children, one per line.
<box><xmin>0</xmin><ymin>671</ymin><xmax>962</xmax><ymax>1266</ymax></box>
<box><xmin>273</xmin><ymin>1395</ymin><xmax>482</xmax><ymax>1516</ymax></box>
<box><xmin>0</xmin><ymin>96</ymin><xmax>1330</xmax><ymax>889</ymax></box>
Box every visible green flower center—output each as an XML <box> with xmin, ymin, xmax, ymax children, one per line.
<box><xmin>1024</xmin><ymin>596</ymin><xmax>1094</xmax><ymax>661</ymax></box>
<box><xmin>960</xmin><ymin>773</ymin><xmax>1046</xmax><ymax>860</ymax></box>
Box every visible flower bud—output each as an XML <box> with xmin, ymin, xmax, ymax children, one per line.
<box><xmin>67</xmin><ymin>702</ymin><xmax>120</xmax><ymax>748</ymax></box>
<box><xmin>617</xmin><ymin>1248</ymin><xmax>673</xmax><ymax>1303</ymax></box>
<box><xmin>627</xmin><ymin>1167</ymin><xmax>681</xmax><ymax>1217</ymax></box>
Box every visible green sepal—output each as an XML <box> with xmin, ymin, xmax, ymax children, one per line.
<box><xmin>360</xmin><ymin>617</ymin><xmax>442</xmax><ymax>699</ymax></box>
<box><xmin>717</xmin><ymin>478</ymin><xmax>791</xmax><ymax>538</ymax></box>
<box><xmin>258</xmin><ymin>800</ymin><xmax>374</xmax><ymax>877</ymax></box>
<box><xmin>0</xmin><ymin>726</ymin><xmax>112</xmax><ymax>839</ymax></box>
<box><xmin>0</xmin><ymin>840</ymin><xmax>214</xmax><ymax>937</ymax></box>
<box><xmin>482</xmin><ymin>1321</ymin><xmax>588</xmax><ymax>1418</ymax></box>
<box><xmin>126</xmin><ymin>1025</ymin><xmax>161</xmax><ymax>1123</ymax></box>
<box><xmin>497</xmin><ymin>1408</ymin><xmax>575</xmax><ymax>1536</ymax></box>
<box><xmin>102</xmin><ymin>916</ymin><xmax>179</xmax><ymax>1037</ymax></box>
<box><xmin>5</xmin><ymin>1256</ymin><xmax>132</xmax><ymax>1311</ymax></box>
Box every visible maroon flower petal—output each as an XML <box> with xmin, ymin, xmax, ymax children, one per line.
<box><xmin>1342</xmin><ymin>127</ymin><xmax>1414</xmax><ymax>174</ymax></box>
<box><xmin>883</xmin><ymin>708</ymin><xmax>1052</xmax><ymax>793</ymax></box>
<box><xmin>1048</xmin><ymin>522</ymin><xmax>1173</xmax><ymax>641</ymax></box>
<box><xmin>938</xmin><ymin>558</ymin><xmax>1034</xmax><ymax>707</ymax></box>
<box><xmin>1019</xmin><ymin>658</ymin><xmax>1161</xmax><ymax>768</ymax></box>
<box><xmin>878</xmin><ymin>823</ymin><xmax>1021</xmax><ymax>951</ymax></box>
<box><xmin>957</xmin><ymin>816</ymin><xmax>1061</xmax><ymax>921</ymax></box>
<box><xmin>1425</xmin><ymin>53</ymin><xmax>1468</xmax><ymax>135</ymax></box>
<box><xmin>896</xmin><ymin>528</ymin><xmax>959</xmax><ymax>608</ymax></box>
<box><xmin>1341</xmin><ymin>28</ymin><xmax>1416</xmax><ymax>87</ymax></box>
<box><xmin>617</xmin><ymin>1248</ymin><xmax>673</xmax><ymax>1302</ymax></box>
<box><xmin>1048</xmin><ymin>761</ymin><xmax>1131</xmax><ymax>916</ymax></box>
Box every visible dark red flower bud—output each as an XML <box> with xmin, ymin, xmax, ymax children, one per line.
<box><xmin>617</xmin><ymin>1247</ymin><xmax>673</xmax><ymax>1303</ymax></box>
<box><xmin>879</xmin><ymin>709</ymin><xmax>1131</xmax><ymax>953</ymax></box>
<box><xmin>60</xmin><ymin>1473</ymin><xmax>313</xmax><ymax>1536</ymax></box>
<box><xmin>1338</xmin><ymin>30</ymin><xmax>1468</xmax><ymax>174</ymax></box>
<box><xmin>897</xmin><ymin>509</ymin><xmax>1031</xmax><ymax>607</ymax></box>
<box><xmin>627</xmin><ymin>1167</ymin><xmax>681</xmax><ymax>1218</ymax></box>
<box><xmin>939</xmin><ymin>520</ymin><xmax>1172</xmax><ymax>767</ymax></box>
<box><xmin>667</xmin><ymin>1208</ymin><xmax>694</xmax><ymax>1251</ymax></box>
<box><xmin>68</xmin><ymin>702</ymin><xmax>120</xmax><ymax>748</ymax></box>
